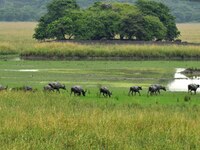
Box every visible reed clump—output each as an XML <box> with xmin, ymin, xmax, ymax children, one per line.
<box><xmin>20</xmin><ymin>43</ymin><xmax>200</xmax><ymax>60</ymax></box>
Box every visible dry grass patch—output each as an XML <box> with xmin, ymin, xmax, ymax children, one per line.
<box><xmin>177</xmin><ymin>23</ymin><xmax>200</xmax><ymax>43</ymax></box>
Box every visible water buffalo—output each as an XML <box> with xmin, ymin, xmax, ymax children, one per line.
<box><xmin>43</xmin><ymin>85</ymin><xmax>55</xmax><ymax>92</ymax></box>
<box><xmin>48</xmin><ymin>82</ymin><xmax>66</xmax><ymax>93</ymax></box>
<box><xmin>70</xmin><ymin>86</ymin><xmax>87</xmax><ymax>96</ymax></box>
<box><xmin>11</xmin><ymin>86</ymin><xmax>35</xmax><ymax>92</ymax></box>
<box><xmin>0</xmin><ymin>85</ymin><xmax>8</xmax><ymax>91</ymax></box>
<box><xmin>188</xmin><ymin>84</ymin><xmax>199</xmax><ymax>94</ymax></box>
<box><xmin>100</xmin><ymin>87</ymin><xmax>112</xmax><ymax>97</ymax></box>
<box><xmin>153</xmin><ymin>84</ymin><xmax>166</xmax><ymax>94</ymax></box>
<box><xmin>148</xmin><ymin>84</ymin><xmax>166</xmax><ymax>95</ymax></box>
<box><xmin>128</xmin><ymin>86</ymin><xmax>142</xmax><ymax>96</ymax></box>
<box><xmin>23</xmin><ymin>86</ymin><xmax>33</xmax><ymax>91</ymax></box>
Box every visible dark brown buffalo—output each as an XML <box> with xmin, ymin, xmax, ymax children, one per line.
<box><xmin>0</xmin><ymin>85</ymin><xmax>8</xmax><ymax>91</ymax></box>
<box><xmin>100</xmin><ymin>87</ymin><xmax>112</xmax><ymax>97</ymax></box>
<box><xmin>148</xmin><ymin>84</ymin><xmax>166</xmax><ymax>95</ymax></box>
<box><xmin>43</xmin><ymin>85</ymin><xmax>54</xmax><ymax>92</ymax></box>
<box><xmin>188</xmin><ymin>84</ymin><xmax>199</xmax><ymax>94</ymax></box>
<box><xmin>48</xmin><ymin>82</ymin><xmax>66</xmax><ymax>93</ymax></box>
<box><xmin>71</xmin><ymin>86</ymin><xmax>87</xmax><ymax>96</ymax></box>
<box><xmin>129</xmin><ymin>86</ymin><xmax>142</xmax><ymax>96</ymax></box>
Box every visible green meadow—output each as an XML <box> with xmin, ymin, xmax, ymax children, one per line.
<box><xmin>1</xmin><ymin>22</ymin><xmax>200</xmax><ymax>149</ymax></box>
<box><xmin>1</xmin><ymin>60</ymin><xmax>200</xmax><ymax>88</ymax></box>
<box><xmin>1</xmin><ymin>90</ymin><xmax>200</xmax><ymax>149</ymax></box>
<box><xmin>1</xmin><ymin>60</ymin><xmax>200</xmax><ymax>103</ymax></box>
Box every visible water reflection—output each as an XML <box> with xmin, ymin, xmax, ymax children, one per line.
<box><xmin>3</xmin><ymin>69</ymin><xmax>39</xmax><ymax>72</ymax></box>
<box><xmin>168</xmin><ymin>68</ymin><xmax>200</xmax><ymax>92</ymax></box>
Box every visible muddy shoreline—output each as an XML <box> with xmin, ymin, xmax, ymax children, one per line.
<box><xmin>48</xmin><ymin>39</ymin><xmax>200</xmax><ymax>46</ymax></box>
<box><xmin>20</xmin><ymin>55</ymin><xmax>200</xmax><ymax>61</ymax></box>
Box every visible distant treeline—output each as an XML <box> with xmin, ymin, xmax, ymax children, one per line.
<box><xmin>0</xmin><ymin>0</ymin><xmax>199</xmax><ymax>22</ymax></box>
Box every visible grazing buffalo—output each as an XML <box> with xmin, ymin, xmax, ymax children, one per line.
<box><xmin>70</xmin><ymin>86</ymin><xmax>87</xmax><ymax>96</ymax></box>
<box><xmin>188</xmin><ymin>84</ymin><xmax>200</xmax><ymax>94</ymax></box>
<box><xmin>23</xmin><ymin>86</ymin><xmax>33</xmax><ymax>91</ymax></box>
<box><xmin>153</xmin><ymin>84</ymin><xmax>166</xmax><ymax>94</ymax></box>
<box><xmin>100</xmin><ymin>87</ymin><xmax>112</xmax><ymax>97</ymax></box>
<box><xmin>48</xmin><ymin>82</ymin><xmax>66</xmax><ymax>93</ymax></box>
<box><xmin>128</xmin><ymin>86</ymin><xmax>142</xmax><ymax>96</ymax></box>
<box><xmin>11</xmin><ymin>86</ymin><xmax>36</xmax><ymax>92</ymax></box>
<box><xmin>0</xmin><ymin>85</ymin><xmax>8</xmax><ymax>91</ymax></box>
<box><xmin>43</xmin><ymin>85</ymin><xmax>54</xmax><ymax>92</ymax></box>
<box><xmin>148</xmin><ymin>84</ymin><xmax>166</xmax><ymax>95</ymax></box>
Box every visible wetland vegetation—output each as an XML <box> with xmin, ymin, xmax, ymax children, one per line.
<box><xmin>0</xmin><ymin>22</ymin><xmax>200</xmax><ymax>60</ymax></box>
<box><xmin>1</xmin><ymin>60</ymin><xmax>200</xmax><ymax>149</ymax></box>
<box><xmin>1</xmin><ymin>21</ymin><xmax>200</xmax><ymax>148</ymax></box>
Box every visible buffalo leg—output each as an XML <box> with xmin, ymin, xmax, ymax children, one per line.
<box><xmin>70</xmin><ymin>91</ymin><xmax>73</xmax><ymax>96</ymax></box>
<box><xmin>56</xmin><ymin>89</ymin><xmax>60</xmax><ymax>93</ymax></box>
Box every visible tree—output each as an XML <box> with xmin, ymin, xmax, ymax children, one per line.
<box><xmin>119</xmin><ymin>13</ymin><xmax>167</xmax><ymax>41</ymax></box>
<box><xmin>136</xmin><ymin>0</ymin><xmax>180</xmax><ymax>41</ymax></box>
<box><xmin>143</xmin><ymin>16</ymin><xmax>167</xmax><ymax>41</ymax></box>
<box><xmin>119</xmin><ymin>13</ymin><xmax>144</xmax><ymax>40</ymax></box>
<box><xmin>47</xmin><ymin>17</ymin><xmax>73</xmax><ymax>40</ymax></box>
<box><xmin>73</xmin><ymin>11</ymin><xmax>106</xmax><ymax>40</ymax></box>
<box><xmin>46</xmin><ymin>9</ymin><xmax>83</xmax><ymax>40</ymax></box>
<box><xmin>74</xmin><ymin>3</ymin><xmax>121</xmax><ymax>40</ymax></box>
<box><xmin>33</xmin><ymin>15</ymin><xmax>50</xmax><ymax>40</ymax></box>
<box><xmin>79</xmin><ymin>2</ymin><xmax>140</xmax><ymax>40</ymax></box>
<box><xmin>33</xmin><ymin>0</ymin><xmax>79</xmax><ymax>40</ymax></box>
<box><xmin>47</xmin><ymin>0</ymin><xmax>79</xmax><ymax>21</ymax></box>
<box><xmin>33</xmin><ymin>0</ymin><xmax>179</xmax><ymax>41</ymax></box>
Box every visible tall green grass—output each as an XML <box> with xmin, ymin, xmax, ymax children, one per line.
<box><xmin>20</xmin><ymin>43</ymin><xmax>200</xmax><ymax>59</ymax></box>
<box><xmin>0</xmin><ymin>91</ymin><xmax>200</xmax><ymax>149</ymax></box>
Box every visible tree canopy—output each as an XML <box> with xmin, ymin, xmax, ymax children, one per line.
<box><xmin>33</xmin><ymin>0</ymin><xmax>80</xmax><ymax>40</ymax></box>
<box><xmin>33</xmin><ymin>0</ymin><xmax>180</xmax><ymax>41</ymax></box>
<box><xmin>136</xmin><ymin>0</ymin><xmax>180</xmax><ymax>40</ymax></box>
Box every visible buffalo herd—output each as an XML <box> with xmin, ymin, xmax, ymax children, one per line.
<box><xmin>0</xmin><ymin>82</ymin><xmax>200</xmax><ymax>97</ymax></box>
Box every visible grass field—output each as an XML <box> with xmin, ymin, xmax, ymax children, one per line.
<box><xmin>1</xmin><ymin>59</ymin><xmax>200</xmax><ymax>149</ymax></box>
<box><xmin>177</xmin><ymin>23</ymin><xmax>200</xmax><ymax>43</ymax></box>
<box><xmin>1</xmin><ymin>91</ymin><xmax>200</xmax><ymax>149</ymax></box>
<box><xmin>1</xmin><ymin>60</ymin><xmax>200</xmax><ymax>88</ymax></box>
<box><xmin>0</xmin><ymin>22</ymin><xmax>200</xmax><ymax>59</ymax></box>
<box><xmin>1</xmin><ymin>60</ymin><xmax>200</xmax><ymax>98</ymax></box>
<box><xmin>1</xmin><ymin>22</ymin><xmax>200</xmax><ymax>148</ymax></box>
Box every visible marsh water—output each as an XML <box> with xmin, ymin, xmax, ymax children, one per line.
<box><xmin>168</xmin><ymin>68</ymin><xmax>200</xmax><ymax>92</ymax></box>
<box><xmin>3</xmin><ymin>67</ymin><xmax>198</xmax><ymax>92</ymax></box>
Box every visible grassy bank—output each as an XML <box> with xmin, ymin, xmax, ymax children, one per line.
<box><xmin>1</xmin><ymin>91</ymin><xmax>200</xmax><ymax>149</ymax></box>
<box><xmin>0</xmin><ymin>22</ymin><xmax>200</xmax><ymax>60</ymax></box>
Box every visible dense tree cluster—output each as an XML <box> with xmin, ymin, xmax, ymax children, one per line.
<box><xmin>33</xmin><ymin>0</ymin><xmax>180</xmax><ymax>41</ymax></box>
<box><xmin>0</xmin><ymin>0</ymin><xmax>199</xmax><ymax>22</ymax></box>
